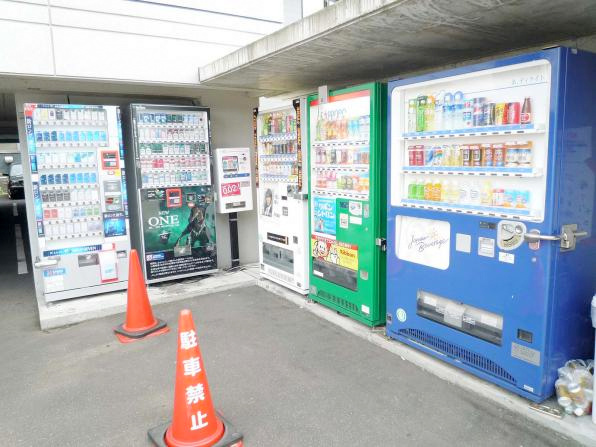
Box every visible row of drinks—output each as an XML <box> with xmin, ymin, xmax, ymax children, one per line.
<box><xmin>407</xmin><ymin>93</ymin><xmax>533</xmax><ymax>132</ymax></box>
<box><xmin>141</xmin><ymin>171</ymin><xmax>209</xmax><ymax>187</ymax></box>
<box><xmin>260</xmin><ymin>141</ymin><xmax>297</xmax><ymax>155</ymax></box>
<box><xmin>34</xmin><ymin>107</ymin><xmax>107</xmax><ymax>124</ymax></box>
<box><xmin>42</xmin><ymin>188</ymin><xmax>100</xmax><ymax>203</ymax></box>
<box><xmin>139</xmin><ymin>155</ymin><xmax>208</xmax><ymax>171</ymax></box>
<box><xmin>139</xmin><ymin>143</ymin><xmax>208</xmax><ymax>156</ymax></box>
<box><xmin>314</xmin><ymin>171</ymin><xmax>370</xmax><ymax>194</ymax></box>
<box><xmin>406</xmin><ymin>178</ymin><xmax>531</xmax><ymax>209</ymax></box>
<box><xmin>315</xmin><ymin>110</ymin><xmax>370</xmax><ymax>141</ymax></box>
<box><xmin>407</xmin><ymin>141</ymin><xmax>533</xmax><ymax>168</ymax></box>
<box><xmin>314</xmin><ymin>146</ymin><xmax>370</xmax><ymax>165</ymax></box>
<box><xmin>35</xmin><ymin>129</ymin><xmax>107</xmax><ymax>144</ymax></box>
<box><xmin>43</xmin><ymin>206</ymin><xmax>101</xmax><ymax>221</ymax></box>
<box><xmin>260</xmin><ymin>112</ymin><xmax>297</xmax><ymax>136</ymax></box>
<box><xmin>138</xmin><ymin>126</ymin><xmax>206</xmax><ymax>142</ymax></box>
<box><xmin>44</xmin><ymin>220</ymin><xmax>103</xmax><ymax>239</ymax></box>
<box><xmin>259</xmin><ymin>160</ymin><xmax>299</xmax><ymax>178</ymax></box>
<box><xmin>138</xmin><ymin>112</ymin><xmax>203</xmax><ymax>125</ymax></box>
<box><xmin>38</xmin><ymin>151</ymin><xmax>97</xmax><ymax>168</ymax></box>
<box><xmin>40</xmin><ymin>187</ymin><xmax>100</xmax><ymax>204</ymax></box>
<box><xmin>40</xmin><ymin>172</ymin><xmax>98</xmax><ymax>186</ymax></box>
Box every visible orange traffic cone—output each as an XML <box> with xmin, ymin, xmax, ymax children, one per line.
<box><xmin>113</xmin><ymin>249</ymin><xmax>169</xmax><ymax>343</ymax></box>
<box><xmin>148</xmin><ymin>309</ymin><xmax>243</xmax><ymax>447</ymax></box>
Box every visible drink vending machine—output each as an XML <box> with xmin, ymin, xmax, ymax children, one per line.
<box><xmin>386</xmin><ymin>48</ymin><xmax>596</xmax><ymax>401</ymax></box>
<box><xmin>308</xmin><ymin>83</ymin><xmax>387</xmax><ymax>326</ymax></box>
<box><xmin>22</xmin><ymin>104</ymin><xmax>131</xmax><ymax>302</ymax></box>
<box><xmin>254</xmin><ymin>99</ymin><xmax>309</xmax><ymax>294</ymax></box>
<box><xmin>124</xmin><ymin>104</ymin><xmax>217</xmax><ymax>284</ymax></box>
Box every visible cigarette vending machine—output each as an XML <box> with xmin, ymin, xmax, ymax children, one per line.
<box><xmin>255</xmin><ymin>99</ymin><xmax>309</xmax><ymax>294</ymax></box>
<box><xmin>22</xmin><ymin>104</ymin><xmax>131</xmax><ymax>302</ymax></box>
<box><xmin>386</xmin><ymin>48</ymin><xmax>596</xmax><ymax>401</ymax></box>
<box><xmin>308</xmin><ymin>83</ymin><xmax>386</xmax><ymax>326</ymax></box>
<box><xmin>125</xmin><ymin>104</ymin><xmax>217</xmax><ymax>284</ymax></box>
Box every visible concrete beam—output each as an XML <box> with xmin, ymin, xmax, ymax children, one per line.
<box><xmin>198</xmin><ymin>0</ymin><xmax>596</xmax><ymax>95</ymax></box>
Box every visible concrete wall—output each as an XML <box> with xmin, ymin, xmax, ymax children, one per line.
<box><xmin>0</xmin><ymin>0</ymin><xmax>285</xmax><ymax>85</ymax></box>
<box><xmin>14</xmin><ymin>89</ymin><xmax>258</xmax><ymax>269</ymax></box>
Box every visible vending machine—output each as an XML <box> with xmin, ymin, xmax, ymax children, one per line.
<box><xmin>386</xmin><ymin>48</ymin><xmax>596</xmax><ymax>401</ymax></box>
<box><xmin>124</xmin><ymin>104</ymin><xmax>217</xmax><ymax>284</ymax></box>
<box><xmin>22</xmin><ymin>103</ymin><xmax>131</xmax><ymax>302</ymax></box>
<box><xmin>254</xmin><ymin>99</ymin><xmax>309</xmax><ymax>294</ymax></box>
<box><xmin>308</xmin><ymin>83</ymin><xmax>386</xmax><ymax>326</ymax></box>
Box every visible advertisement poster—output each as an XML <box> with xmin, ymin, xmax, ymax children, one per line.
<box><xmin>141</xmin><ymin>186</ymin><xmax>217</xmax><ymax>280</ymax></box>
<box><xmin>395</xmin><ymin>216</ymin><xmax>450</xmax><ymax>270</ymax></box>
<box><xmin>313</xmin><ymin>197</ymin><xmax>336</xmax><ymax>236</ymax></box>
<box><xmin>311</xmin><ymin>235</ymin><xmax>358</xmax><ymax>291</ymax></box>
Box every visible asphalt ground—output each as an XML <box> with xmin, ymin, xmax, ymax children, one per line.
<box><xmin>0</xmin><ymin>197</ymin><xmax>580</xmax><ymax>446</ymax></box>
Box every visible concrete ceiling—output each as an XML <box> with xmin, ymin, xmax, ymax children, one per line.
<box><xmin>198</xmin><ymin>0</ymin><xmax>596</xmax><ymax>96</ymax></box>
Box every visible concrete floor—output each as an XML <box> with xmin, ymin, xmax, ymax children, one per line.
<box><xmin>0</xmin><ymin>198</ymin><xmax>582</xmax><ymax>446</ymax></box>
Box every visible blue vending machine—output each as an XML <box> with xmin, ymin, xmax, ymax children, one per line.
<box><xmin>386</xmin><ymin>48</ymin><xmax>596</xmax><ymax>402</ymax></box>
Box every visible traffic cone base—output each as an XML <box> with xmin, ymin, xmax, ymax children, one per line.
<box><xmin>114</xmin><ymin>319</ymin><xmax>170</xmax><ymax>344</ymax></box>
<box><xmin>148</xmin><ymin>413</ymin><xmax>243</xmax><ymax>447</ymax></box>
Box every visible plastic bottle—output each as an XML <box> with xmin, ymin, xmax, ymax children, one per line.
<box><xmin>425</xmin><ymin>96</ymin><xmax>435</xmax><ymax>132</ymax></box>
<box><xmin>408</xmin><ymin>181</ymin><xmax>416</xmax><ymax>199</ymax></box>
<box><xmin>441</xmin><ymin>180</ymin><xmax>451</xmax><ymax>203</ymax></box>
<box><xmin>443</xmin><ymin>92</ymin><xmax>454</xmax><ymax>130</ymax></box>
<box><xmin>407</xmin><ymin>99</ymin><xmax>417</xmax><ymax>133</ymax></box>
<box><xmin>470</xmin><ymin>182</ymin><xmax>481</xmax><ymax>205</ymax></box>
<box><xmin>415</xmin><ymin>179</ymin><xmax>425</xmax><ymax>200</ymax></box>
<box><xmin>481</xmin><ymin>181</ymin><xmax>493</xmax><ymax>206</ymax></box>
<box><xmin>434</xmin><ymin>91</ymin><xmax>444</xmax><ymax>131</ymax></box>
<box><xmin>424</xmin><ymin>178</ymin><xmax>433</xmax><ymax>201</ymax></box>
<box><xmin>459</xmin><ymin>181</ymin><xmax>471</xmax><ymax>205</ymax></box>
<box><xmin>432</xmin><ymin>179</ymin><xmax>442</xmax><ymax>202</ymax></box>
<box><xmin>453</xmin><ymin>91</ymin><xmax>465</xmax><ymax>130</ymax></box>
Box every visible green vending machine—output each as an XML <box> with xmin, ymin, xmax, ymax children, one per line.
<box><xmin>308</xmin><ymin>83</ymin><xmax>386</xmax><ymax>326</ymax></box>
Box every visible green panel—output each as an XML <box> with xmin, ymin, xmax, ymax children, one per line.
<box><xmin>308</xmin><ymin>82</ymin><xmax>387</xmax><ymax>326</ymax></box>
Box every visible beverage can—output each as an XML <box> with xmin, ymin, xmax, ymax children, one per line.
<box><xmin>481</xmin><ymin>144</ymin><xmax>493</xmax><ymax>167</ymax></box>
<box><xmin>507</xmin><ymin>102</ymin><xmax>521</xmax><ymax>124</ymax></box>
<box><xmin>492</xmin><ymin>188</ymin><xmax>505</xmax><ymax>207</ymax></box>
<box><xmin>472</xmin><ymin>98</ymin><xmax>486</xmax><ymax>127</ymax></box>
<box><xmin>521</xmin><ymin>97</ymin><xmax>532</xmax><ymax>124</ymax></box>
<box><xmin>493</xmin><ymin>144</ymin><xmax>505</xmax><ymax>167</ymax></box>
<box><xmin>483</xmin><ymin>103</ymin><xmax>495</xmax><ymax>126</ymax></box>
<box><xmin>461</xmin><ymin>145</ymin><xmax>471</xmax><ymax>167</ymax></box>
<box><xmin>495</xmin><ymin>103</ymin><xmax>507</xmax><ymax>125</ymax></box>
<box><xmin>414</xmin><ymin>145</ymin><xmax>424</xmax><ymax>166</ymax></box>
<box><xmin>463</xmin><ymin>100</ymin><xmax>473</xmax><ymax>127</ymax></box>
<box><xmin>503</xmin><ymin>189</ymin><xmax>515</xmax><ymax>207</ymax></box>
<box><xmin>470</xmin><ymin>144</ymin><xmax>481</xmax><ymax>167</ymax></box>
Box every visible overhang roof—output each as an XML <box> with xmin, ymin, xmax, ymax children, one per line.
<box><xmin>198</xmin><ymin>0</ymin><xmax>596</xmax><ymax>96</ymax></box>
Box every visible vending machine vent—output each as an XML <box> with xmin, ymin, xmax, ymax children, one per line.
<box><xmin>398</xmin><ymin>328</ymin><xmax>516</xmax><ymax>384</ymax></box>
<box><xmin>318</xmin><ymin>290</ymin><xmax>359</xmax><ymax>314</ymax></box>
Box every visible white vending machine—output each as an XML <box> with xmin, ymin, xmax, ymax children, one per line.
<box><xmin>254</xmin><ymin>99</ymin><xmax>309</xmax><ymax>294</ymax></box>
<box><xmin>22</xmin><ymin>103</ymin><xmax>131</xmax><ymax>302</ymax></box>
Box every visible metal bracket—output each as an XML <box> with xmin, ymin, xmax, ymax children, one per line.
<box><xmin>318</xmin><ymin>85</ymin><xmax>329</xmax><ymax>104</ymax></box>
<box><xmin>375</xmin><ymin>238</ymin><xmax>387</xmax><ymax>252</ymax></box>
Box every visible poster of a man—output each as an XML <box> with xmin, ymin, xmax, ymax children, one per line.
<box><xmin>262</xmin><ymin>188</ymin><xmax>273</xmax><ymax>217</ymax></box>
<box><xmin>175</xmin><ymin>202</ymin><xmax>213</xmax><ymax>251</ymax></box>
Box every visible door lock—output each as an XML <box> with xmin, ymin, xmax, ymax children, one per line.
<box><xmin>524</xmin><ymin>224</ymin><xmax>588</xmax><ymax>251</ymax></box>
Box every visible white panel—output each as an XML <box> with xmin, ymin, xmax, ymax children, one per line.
<box><xmin>0</xmin><ymin>0</ymin><xmax>49</xmax><ymax>22</ymax></box>
<box><xmin>49</xmin><ymin>0</ymin><xmax>282</xmax><ymax>35</ymax></box>
<box><xmin>0</xmin><ymin>20</ymin><xmax>54</xmax><ymax>75</ymax></box>
<box><xmin>50</xmin><ymin>8</ymin><xmax>261</xmax><ymax>47</ymax></box>
<box><xmin>52</xmin><ymin>27</ymin><xmax>235</xmax><ymax>83</ymax></box>
<box><xmin>139</xmin><ymin>0</ymin><xmax>284</xmax><ymax>22</ymax></box>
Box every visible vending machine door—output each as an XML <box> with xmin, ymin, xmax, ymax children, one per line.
<box><xmin>386</xmin><ymin>48</ymin><xmax>596</xmax><ymax>402</ymax></box>
<box><xmin>22</xmin><ymin>104</ymin><xmax>131</xmax><ymax>302</ymax></box>
<box><xmin>255</xmin><ymin>99</ymin><xmax>310</xmax><ymax>294</ymax></box>
<box><xmin>308</xmin><ymin>83</ymin><xmax>386</xmax><ymax>326</ymax></box>
<box><xmin>126</xmin><ymin>104</ymin><xmax>217</xmax><ymax>283</ymax></box>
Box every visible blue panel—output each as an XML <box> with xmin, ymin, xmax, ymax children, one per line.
<box><xmin>386</xmin><ymin>48</ymin><xmax>596</xmax><ymax>402</ymax></box>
